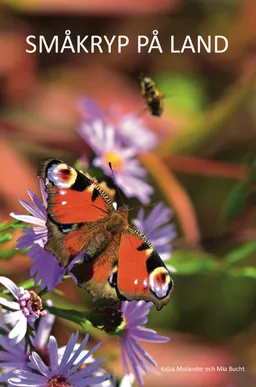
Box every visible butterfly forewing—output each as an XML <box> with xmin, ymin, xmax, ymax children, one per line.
<box><xmin>38</xmin><ymin>158</ymin><xmax>114</xmax><ymax>265</ymax></box>
<box><xmin>38</xmin><ymin>158</ymin><xmax>113</xmax><ymax>224</ymax></box>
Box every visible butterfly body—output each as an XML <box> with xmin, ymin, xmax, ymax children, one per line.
<box><xmin>38</xmin><ymin>158</ymin><xmax>173</xmax><ymax>310</ymax></box>
<box><xmin>140</xmin><ymin>76</ymin><xmax>164</xmax><ymax>117</ymax></box>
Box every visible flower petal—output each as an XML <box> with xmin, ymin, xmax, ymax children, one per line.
<box><xmin>27</xmin><ymin>189</ymin><xmax>47</xmax><ymax>219</ymax></box>
<box><xmin>132</xmin><ymin>327</ymin><xmax>170</xmax><ymax>343</ymax></box>
<box><xmin>29</xmin><ymin>352</ymin><xmax>50</xmax><ymax>377</ymax></box>
<box><xmin>64</xmin><ymin>334</ymin><xmax>90</xmax><ymax>373</ymax></box>
<box><xmin>59</xmin><ymin>331</ymin><xmax>78</xmax><ymax>371</ymax></box>
<box><xmin>0</xmin><ymin>277</ymin><xmax>20</xmax><ymax>299</ymax></box>
<box><xmin>119</xmin><ymin>374</ymin><xmax>135</xmax><ymax>387</ymax></box>
<box><xmin>2</xmin><ymin>310</ymin><xmax>23</xmax><ymax>324</ymax></box>
<box><xmin>19</xmin><ymin>200</ymin><xmax>44</xmax><ymax>221</ymax></box>
<box><xmin>49</xmin><ymin>336</ymin><xmax>59</xmax><ymax>371</ymax></box>
<box><xmin>32</xmin><ymin>305</ymin><xmax>55</xmax><ymax>348</ymax></box>
<box><xmin>9</xmin><ymin>214</ymin><xmax>45</xmax><ymax>227</ymax></box>
<box><xmin>8</xmin><ymin>315</ymin><xmax>27</xmax><ymax>344</ymax></box>
<box><xmin>0</xmin><ymin>297</ymin><xmax>20</xmax><ymax>310</ymax></box>
<box><xmin>39</xmin><ymin>180</ymin><xmax>48</xmax><ymax>208</ymax></box>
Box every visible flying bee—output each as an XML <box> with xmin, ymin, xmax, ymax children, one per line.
<box><xmin>139</xmin><ymin>76</ymin><xmax>164</xmax><ymax>117</ymax></box>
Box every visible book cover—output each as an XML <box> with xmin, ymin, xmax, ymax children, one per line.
<box><xmin>0</xmin><ymin>1</ymin><xmax>255</xmax><ymax>386</ymax></box>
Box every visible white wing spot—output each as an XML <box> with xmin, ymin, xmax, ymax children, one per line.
<box><xmin>143</xmin><ymin>279</ymin><xmax>148</xmax><ymax>289</ymax></box>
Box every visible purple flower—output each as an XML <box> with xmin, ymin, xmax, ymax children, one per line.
<box><xmin>8</xmin><ymin>331</ymin><xmax>108</xmax><ymax>387</ymax></box>
<box><xmin>78</xmin><ymin>98</ymin><xmax>158</xmax><ymax>151</ymax></box>
<box><xmin>30</xmin><ymin>300</ymin><xmax>56</xmax><ymax>351</ymax></box>
<box><xmin>0</xmin><ymin>326</ymin><xmax>28</xmax><ymax>386</ymax></box>
<box><xmin>0</xmin><ymin>277</ymin><xmax>46</xmax><ymax>345</ymax></box>
<box><xmin>10</xmin><ymin>181</ymin><xmax>67</xmax><ymax>291</ymax></box>
<box><xmin>133</xmin><ymin>203</ymin><xmax>177</xmax><ymax>272</ymax></box>
<box><xmin>57</xmin><ymin>338</ymin><xmax>113</xmax><ymax>387</ymax></box>
<box><xmin>116</xmin><ymin>114</ymin><xmax>158</xmax><ymax>151</ymax></box>
<box><xmin>78</xmin><ymin>97</ymin><xmax>105</xmax><ymax>124</ymax></box>
<box><xmin>79</xmin><ymin>120</ymin><xmax>153</xmax><ymax>204</ymax></box>
<box><xmin>120</xmin><ymin>300</ymin><xmax>169</xmax><ymax>386</ymax></box>
<box><xmin>0</xmin><ymin>304</ymin><xmax>55</xmax><ymax>385</ymax></box>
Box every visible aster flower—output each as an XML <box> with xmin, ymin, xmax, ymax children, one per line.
<box><xmin>10</xmin><ymin>181</ymin><xmax>67</xmax><ymax>291</ymax></box>
<box><xmin>8</xmin><ymin>331</ymin><xmax>108</xmax><ymax>387</ymax></box>
<box><xmin>116</xmin><ymin>114</ymin><xmax>158</xmax><ymax>151</ymax></box>
<box><xmin>133</xmin><ymin>203</ymin><xmax>177</xmax><ymax>272</ymax></box>
<box><xmin>120</xmin><ymin>300</ymin><xmax>170</xmax><ymax>386</ymax></box>
<box><xmin>0</xmin><ymin>326</ymin><xmax>28</xmax><ymax>385</ymax></box>
<box><xmin>0</xmin><ymin>276</ymin><xmax>46</xmax><ymax>345</ymax></box>
<box><xmin>0</xmin><ymin>304</ymin><xmax>55</xmax><ymax>385</ymax></box>
<box><xmin>78</xmin><ymin>97</ymin><xmax>105</xmax><ymax>124</ymax></box>
<box><xmin>57</xmin><ymin>338</ymin><xmax>113</xmax><ymax>387</ymax></box>
<box><xmin>78</xmin><ymin>98</ymin><xmax>158</xmax><ymax>151</ymax></box>
<box><xmin>78</xmin><ymin>120</ymin><xmax>153</xmax><ymax>204</ymax></box>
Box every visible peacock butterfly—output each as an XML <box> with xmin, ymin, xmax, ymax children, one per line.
<box><xmin>38</xmin><ymin>158</ymin><xmax>174</xmax><ymax>310</ymax></box>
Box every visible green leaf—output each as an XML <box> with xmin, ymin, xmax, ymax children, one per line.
<box><xmin>39</xmin><ymin>288</ymin><xmax>64</xmax><ymax>297</ymax></box>
<box><xmin>218</xmin><ymin>155</ymin><xmax>256</xmax><ymax>232</ymax></box>
<box><xmin>157</xmin><ymin>69</ymin><xmax>253</xmax><ymax>157</ymax></box>
<box><xmin>218</xmin><ymin>178</ymin><xmax>250</xmax><ymax>231</ymax></box>
<box><xmin>224</xmin><ymin>240</ymin><xmax>256</xmax><ymax>265</ymax></box>
<box><xmin>0</xmin><ymin>221</ymin><xmax>7</xmax><ymax>230</ymax></box>
<box><xmin>156</xmin><ymin>73</ymin><xmax>206</xmax><ymax>117</ymax></box>
<box><xmin>0</xmin><ymin>233</ymin><xmax>12</xmax><ymax>243</ymax></box>
<box><xmin>0</xmin><ymin>247</ymin><xmax>27</xmax><ymax>260</ymax></box>
<box><xmin>0</xmin><ymin>249</ymin><xmax>16</xmax><ymax>260</ymax></box>
<box><xmin>229</xmin><ymin>267</ymin><xmax>256</xmax><ymax>279</ymax></box>
<box><xmin>167</xmin><ymin>250</ymin><xmax>216</xmax><ymax>275</ymax></box>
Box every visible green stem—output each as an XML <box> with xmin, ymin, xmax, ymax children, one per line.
<box><xmin>0</xmin><ymin>219</ymin><xmax>30</xmax><ymax>233</ymax></box>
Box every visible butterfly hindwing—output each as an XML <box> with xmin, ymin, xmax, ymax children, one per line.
<box><xmin>70</xmin><ymin>234</ymin><xmax>121</xmax><ymax>301</ymax></box>
<box><xmin>45</xmin><ymin>217</ymin><xmax>93</xmax><ymax>266</ymax></box>
<box><xmin>117</xmin><ymin>226</ymin><xmax>173</xmax><ymax>310</ymax></box>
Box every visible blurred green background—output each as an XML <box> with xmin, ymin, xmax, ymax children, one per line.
<box><xmin>0</xmin><ymin>1</ymin><xmax>255</xmax><ymax>386</ymax></box>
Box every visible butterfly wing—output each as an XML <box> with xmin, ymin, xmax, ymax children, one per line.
<box><xmin>117</xmin><ymin>226</ymin><xmax>173</xmax><ymax>310</ymax></box>
<box><xmin>70</xmin><ymin>234</ymin><xmax>121</xmax><ymax>301</ymax></box>
<box><xmin>38</xmin><ymin>158</ymin><xmax>113</xmax><ymax>224</ymax></box>
<box><xmin>38</xmin><ymin>158</ymin><xmax>114</xmax><ymax>265</ymax></box>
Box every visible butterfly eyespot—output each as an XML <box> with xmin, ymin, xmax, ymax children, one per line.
<box><xmin>149</xmin><ymin>267</ymin><xmax>172</xmax><ymax>299</ymax></box>
<box><xmin>47</xmin><ymin>163</ymin><xmax>77</xmax><ymax>188</ymax></box>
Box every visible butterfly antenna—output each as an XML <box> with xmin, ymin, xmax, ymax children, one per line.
<box><xmin>108</xmin><ymin>162</ymin><xmax>125</xmax><ymax>208</ymax></box>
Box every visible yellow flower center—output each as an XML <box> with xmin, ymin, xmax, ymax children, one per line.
<box><xmin>104</xmin><ymin>151</ymin><xmax>123</xmax><ymax>171</ymax></box>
